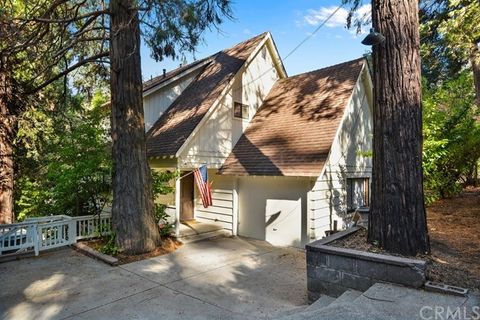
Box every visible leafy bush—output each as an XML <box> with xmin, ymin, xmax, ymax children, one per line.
<box><xmin>99</xmin><ymin>232</ymin><xmax>120</xmax><ymax>256</ymax></box>
<box><xmin>151</xmin><ymin>170</ymin><xmax>178</xmax><ymax>237</ymax></box>
<box><xmin>422</xmin><ymin>72</ymin><xmax>480</xmax><ymax>203</ymax></box>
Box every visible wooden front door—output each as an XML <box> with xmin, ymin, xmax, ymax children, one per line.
<box><xmin>180</xmin><ymin>172</ymin><xmax>194</xmax><ymax>221</ymax></box>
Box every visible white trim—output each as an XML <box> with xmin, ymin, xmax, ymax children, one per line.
<box><xmin>143</xmin><ymin>58</ymin><xmax>213</xmax><ymax>98</ymax></box>
<box><xmin>175</xmin><ymin>33</ymin><xmax>285</xmax><ymax>158</ymax></box>
<box><xmin>232</xmin><ymin>178</ymin><xmax>239</xmax><ymax>236</ymax></box>
<box><xmin>175</xmin><ymin>178</ymin><xmax>181</xmax><ymax>237</ymax></box>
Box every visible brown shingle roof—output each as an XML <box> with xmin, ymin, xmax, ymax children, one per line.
<box><xmin>143</xmin><ymin>58</ymin><xmax>210</xmax><ymax>93</ymax></box>
<box><xmin>218</xmin><ymin>58</ymin><xmax>366</xmax><ymax>177</ymax></box>
<box><xmin>146</xmin><ymin>32</ymin><xmax>268</xmax><ymax>157</ymax></box>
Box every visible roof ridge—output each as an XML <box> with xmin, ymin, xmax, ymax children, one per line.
<box><xmin>146</xmin><ymin>31</ymin><xmax>269</xmax><ymax>157</ymax></box>
<box><xmin>284</xmin><ymin>57</ymin><xmax>365</xmax><ymax>81</ymax></box>
<box><xmin>143</xmin><ymin>32</ymin><xmax>270</xmax><ymax>92</ymax></box>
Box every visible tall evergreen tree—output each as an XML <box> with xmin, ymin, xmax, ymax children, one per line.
<box><xmin>345</xmin><ymin>0</ymin><xmax>430</xmax><ymax>255</ymax></box>
<box><xmin>0</xmin><ymin>0</ymin><xmax>232</xmax><ymax>253</ymax></box>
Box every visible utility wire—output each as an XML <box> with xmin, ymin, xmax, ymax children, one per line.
<box><xmin>242</xmin><ymin>3</ymin><xmax>345</xmax><ymax>88</ymax></box>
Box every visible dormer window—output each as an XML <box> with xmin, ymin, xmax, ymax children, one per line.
<box><xmin>233</xmin><ymin>102</ymin><xmax>249</xmax><ymax>120</ymax></box>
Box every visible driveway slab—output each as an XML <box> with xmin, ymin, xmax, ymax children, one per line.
<box><xmin>0</xmin><ymin>249</ymin><xmax>157</xmax><ymax>320</ymax></box>
<box><xmin>165</xmin><ymin>248</ymin><xmax>307</xmax><ymax>317</ymax></box>
<box><xmin>0</xmin><ymin>237</ymin><xmax>307</xmax><ymax>320</ymax></box>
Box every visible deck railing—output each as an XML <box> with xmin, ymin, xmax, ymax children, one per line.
<box><xmin>0</xmin><ymin>213</ymin><xmax>112</xmax><ymax>256</ymax></box>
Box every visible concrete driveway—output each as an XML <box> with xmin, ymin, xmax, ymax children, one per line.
<box><xmin>0</xmin><ymin>237</ymin><xmax>307</xmax><ymax>320</ymax></box>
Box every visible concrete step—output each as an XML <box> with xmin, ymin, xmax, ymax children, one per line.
<box><xmin>176</xmin><ymin>229</ymin><xmax>231</xmax><ymax>244</ymax></box>
<box><xmin>303</xmin><ymin>294</ymin><xmax>336</xmax><ymax>312</ymax></box>
<box><xmin>310</xmin><ymin>283</ymin><xmax>469</xmax><ymax>320</ymax></box>
<box><xmin>278</xmin><ymin>293</ymin><xmax>347</xmax><ymax>319</ymax></box>
<box><xmin>271</xmin><ymin>305</ymin><xmax>308</xmax><ymax>319</ymax></box>
<box><xmin>326</xmin><ymin>289</ymin><xmax>362</xmax><ymax>308</ymax></box>
<box><xmin>280</xmin><ymin>283</ymin><xmax>472</xmax><ymax>320</ymax></box>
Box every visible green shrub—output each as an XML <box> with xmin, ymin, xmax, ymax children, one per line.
<box><xmin>151</xmin><ymin>170</ymin><xmax>178</xmax><ymax>237</ymax></box>
<box><xmin>99</xmin><ymin>232</ymin><xmax>119</xmax><ymax>256</ymax></box>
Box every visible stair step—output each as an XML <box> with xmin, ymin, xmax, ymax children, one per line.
<box><xmin>176</xmin><ymin>229</ymin><xmax>230</xmax><ymax>244</ymax></box>
<box><xmin>327</xmin><ymin>289</ymin><xmax>363</xmax><ymax>308</ymax></box>
<box><xmin>271</xmin><ymin>305</ymin><xmax>307</xmax><ymax>318</ymax></box>
<box><xmin>304</xmin><ymin>294</ymin><xmax>336</xmax><ymax>312</ymax></box>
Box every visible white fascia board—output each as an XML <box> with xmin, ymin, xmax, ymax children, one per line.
<box><xmin>266</xmin><ymin>32</ymin><xmax>288</xmax><ymax>79</ymax></box>
<box><xmin>142</xmin><ymin>58</ymin><xmax>213</xmax><ymax>98</ymax></box>
<box><xmin>175</xmin><ymin>34</ymin><xmax>271</xmax><ymax>158</ymax></box>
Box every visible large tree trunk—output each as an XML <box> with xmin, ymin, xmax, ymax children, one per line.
<box><xmin>109</xmin><ymin>0</ymin><xmax>161</xmax><ymax>254</ymax></box>
<box><xmin>367</xmin><ymin>0</ymin><xmax>430</xmax><ymax>255</ymax></box>
<box><xmin>471</xmin><ymin>45</ymin><xmax>480</xmax><ymax>107</ymax></box>
<box><xmin>0</xmin><ymin>55</ymin><xmax>15</xmax><ymax>224</ymax></box>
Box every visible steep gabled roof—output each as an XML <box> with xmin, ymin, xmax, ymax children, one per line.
<box><xmin>143</xmin><ymin>57</ymin><xmax>210</xmax><ymax>93</ymax></box>
<box><xmin>218</xmin><ymin>58</ymin><xmax>366</xmax><ymax>177</ymax></box>
<box><xmin>146</xmin><ymin>32</ymin><xmax>268</xmax><ymax>157</ymax></box>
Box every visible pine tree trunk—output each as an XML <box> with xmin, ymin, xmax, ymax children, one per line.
<box><xmin>367</xmin><ymin>0</ymin><xmax>430</xmax><ymax>255</ymax></box>
<box><xmin>109</xmin><ymin>0</ymin><xmax>161</xmax><ymax>254</ymax></box>
<box><xmin>471</xmin><ymin>45</ymin><xmax>480</xmax><ymax>107</ymax></box>
<box><xmin>0</xmin><ymin>54</ymin><xmax>15</xmax><ymax>224</ymax></box>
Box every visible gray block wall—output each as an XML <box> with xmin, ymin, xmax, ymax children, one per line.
<box><xmin>306</xmin><ymin>228</ymin><xmax>426</xmax><ymax>302</ymax></box>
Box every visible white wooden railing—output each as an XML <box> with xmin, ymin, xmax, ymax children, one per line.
<box><xmin>0</xmin><ymin>213</ymin><xmax>112</xmax><ymax>256</ymax></box>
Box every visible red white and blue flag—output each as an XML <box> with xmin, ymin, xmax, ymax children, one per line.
<box><xmin>193</xmin><ymin>165</ymin><xmax>212</xmax><ymax>208</ymax></box>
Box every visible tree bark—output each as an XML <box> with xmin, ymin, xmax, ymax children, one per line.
<box><xmin>0</xmin><ymin>54</ymin><xmax>15</xmax><ymax>224</ymax></box>
<box><xmin>471</xmin><ymin>44</ymin><xmax>480</xmax><ymax>107</ymax></box>
<box><xmin>367</xmin><ymin>0</ymin><xmax>430</xmax><ymax>255</ymax></box>
<box><xmin>109</xmin><ymin>0</ymin><xmax>161</xmax><ymax>254</ymax></box>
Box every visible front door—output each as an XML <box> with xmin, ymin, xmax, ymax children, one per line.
<box><xmin>180</xmin><ymin>172</ymin><xmax>194</xmax><ymax>221</ymax></box>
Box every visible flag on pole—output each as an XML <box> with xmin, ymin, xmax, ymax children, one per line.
<box><xmin>193</xmin><ymin>165</ymin><xmax>212</xmax><ymax>208</ymax></box>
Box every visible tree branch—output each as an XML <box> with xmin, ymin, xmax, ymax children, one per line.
<box><xmin>26</xmin><ymin>51</ymin><xmax>110</xmax><ymax>94</ymax></box>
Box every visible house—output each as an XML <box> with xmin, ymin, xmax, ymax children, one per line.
<box><xmin>144</xmin><ymin>32</ymin><xmax>373</xmax><ymax>248</ymax></box>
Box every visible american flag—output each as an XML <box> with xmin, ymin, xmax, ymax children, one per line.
<box><xmin>193</xmin><ymin>165</ymin><xmax>212</xmax><ymax>208</ymax></box>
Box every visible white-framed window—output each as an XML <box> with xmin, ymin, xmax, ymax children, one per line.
<box><xmin>346</xmin><ymin>177</ymin><xmax>369</xmax><ymax>213</ymax></box>
<box><xmin>233</xmin><ymin>101</ymin><xmax>249</xmax><ymax>120</ymax></box>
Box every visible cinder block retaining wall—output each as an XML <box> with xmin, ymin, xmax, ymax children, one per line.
<box><xmin>306</xmin><ymin>227</ymin><xmax>426</xmax><ymax>302</ymax></box>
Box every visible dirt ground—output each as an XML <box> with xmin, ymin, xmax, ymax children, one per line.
<box><xmin>84</xmin><ymin>237</ymin><xmax>182</xmax><ymax>264</ymax></box>
<box><xmin>426</xmin><ymin>187</ymin><xmax>480</xmax><ymax>291</ymax></box>
<box><xmin>331</xmin><ymin>187</ymin><xmax>480</xmax><ymax>291</ymax></box>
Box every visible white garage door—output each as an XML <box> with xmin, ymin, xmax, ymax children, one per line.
<box><xmin>237</xmin><ymin>177</ymin><xmax>306</xmax><ymax>248</ymax></box>
<box><xmin>265</xmin><ymin>199</ymin><xmax>302</xmax><ymax>247</ymax></box>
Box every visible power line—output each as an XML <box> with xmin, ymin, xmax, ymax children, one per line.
<box><xmin>283</xmin><ymin>5</ymin><xmax>344</xmax><ymax>62</ymax></box>
<box><xmin>243</xmin><ymin>3</ymin><xmax>345</xmax><ymax>88</ymax></box>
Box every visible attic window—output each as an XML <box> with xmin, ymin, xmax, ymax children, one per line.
<box><xmin>233</xmin><ymin>102</ymin><xmax>249</xmax><ymax>119</ymax></box>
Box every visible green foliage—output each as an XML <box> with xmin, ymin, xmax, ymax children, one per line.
<box><xmin>151</xmin><ymin>170</ymin><xmax>179</xmax><ymax>237</ymax></box>
<box><xmin>99</xmin><ymin>232</ymin><xmax>120</xmax><ymax>256</ymax></box>
<box><xmin>422</xmin><ymin>72</ymin><xmax>480</xmax><ymax>203</ymax></box>
<box><xmin>420</xmin><ymin>0</ymin><xmax>480</xmax><ymax>85</ymax></box>
<box><xmin>15</xmin><ymin>91</ymin><xmax>112</xmax><ymax>220</ymax></box>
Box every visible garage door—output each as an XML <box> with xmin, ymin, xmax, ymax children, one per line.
<box><xmin>265</xmin><ymin>199</ymin><xmax>302</xmax><ymax>247</ymax></box>
<box><xmin>238</xmin><ymin>178</ymin><xmax>305</xmax><ymax>247</ymax></box>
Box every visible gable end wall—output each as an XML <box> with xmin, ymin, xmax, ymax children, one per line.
<box><xmin>307</xmin><ymin>69</ymin><xmax>373</xmax><ymax>240</ymax></box>
<box><xmin>177</xmin><ymin>41</ymin><xmax>280</xmax><ymax>169</ymax></box>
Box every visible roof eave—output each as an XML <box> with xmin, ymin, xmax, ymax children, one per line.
<box><xmin>142</xmin><ymin>58</ymin><xmax>213</xmax><ymax>98</ymax></box>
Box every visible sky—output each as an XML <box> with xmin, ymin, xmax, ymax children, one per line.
<box><xmin>140</xmin><ymin>0</ymin><xmax>372</xmax><ymax>80</ymax></box>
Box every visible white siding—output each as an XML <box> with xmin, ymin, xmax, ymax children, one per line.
<box><xmin>143</xmin><ymin>71</ymin><xmax>201</xmax><ymax>132</ymax></box>
<box><xmin>307</xmin><ymin>67</ymin><xmax>373</xmax><ymax>241</ymax></box>
<box><xmin>237</xmin><ymin>176</ymin><xmax>314</xmax><ymax>248</ymax></box>
<box><xmin>178</xmin><ymin>42</ymin><xmax>280</xmax><ymax>169</ymax></box>
<box><xmin>194</xmin><ymin>171</ymin><xmax>235</xmax><ymax>232</ymax></box>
